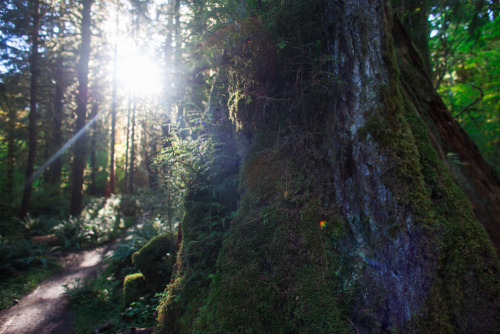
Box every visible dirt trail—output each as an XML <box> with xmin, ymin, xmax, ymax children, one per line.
<box><xmin>0</xmin><ymin>241</ymin><xmax>118</xmax><ymax>334</ymax></box>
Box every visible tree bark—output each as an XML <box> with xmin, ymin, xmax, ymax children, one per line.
<box><xmin>128</xmin><ymin>101</ymin><xmax>136</xmax><ymax>194</ymax></box>
<box><xmin>47</xmin><ymin>52</ymin><xmax>65</xmax><ymax>185</ymax></box>
<box><xmin>391</xmin><ymin>17</ymin><xmax>500</xmax><ymax>255</ymax></box>
<box><xmin>124</xmin><ymin>97</ymin><xmax>131</xmax><ymax>194</ymax></box>
<box><xmin>157</xmin><ymin>0</ymin><xmax>500</xmax><ymax>333</ymax></box>
<box><xmin>141</xmin><ymin>120</ymin><xmax>159</xmax><ymax>189</ymax></box>
<box><xmin>70</xmin><ymin>0</ymin><xmax>93</xmax><ymax>216</ymax></box>
<box><xmin>20</xmin><ymin>0</ymin><xmax>40</xmax><ymax>219</ymax></box>
<box><xmin>88</xmin><ymin>101</ymin><xmax>98</xmax><ymax>195</ymax></box>
<box><xmin>0</xmin><ymin>83</ymin><xmax>15</xmax><ymax>207</ymax></box>
<box><xmin>393</xmin><ymin>0</ymin><xmax>431</xmax><ymax>75</ymax></box>
<box><xmin>107</xmin><ymin>44</ymin><xmax>117</xmax><ymax>197</ymax></box>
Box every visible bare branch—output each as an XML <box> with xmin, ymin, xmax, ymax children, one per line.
<box><xmin>455</xmin><ymin>84</ymin><xmax>484</xmax><ymax>118</ymax></box>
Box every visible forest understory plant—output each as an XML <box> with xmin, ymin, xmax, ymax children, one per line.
<box><xmin>64</xmin><ymin>193</ymin><xmax>180</xmax><ymax>333</ymax></box>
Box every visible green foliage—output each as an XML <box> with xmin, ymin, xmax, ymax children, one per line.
<box><xmin>0</xmin><ymin>235</ymin><xmax>56</xmax><ymax>272</ymax></box>
<box><xmin>122</xmin><ymin>294</ymin><xmax>158</xmax><ymax>328</ymax></box>
<box><xmin>429</xmin><ymin>2</ymin><xmax>500</xmax><ymax>174</ymax></box>
<box><xmin>64</xmin><ymin>273</ymin><xmax>123</xmax><ymax>334</ymax></box>
<box><xmin>52</xmin><ymin>195</ymin><xmax>127</xmax><ymax>249</ymax></box>
<box><xmin>155</xmin><ymin>117</ymin><xmax>213</xmax><ymax>184</ymax></box>
<box><xmin>29</xmin><ymin>182</ymin><xmax>71</xmax><ymax>217</ymax></box>
<box><xmin>156</xmin><ymin>132</ymin><xmax>240</xmax><ymax>332</ymax></box>
<box><xmin>63</xmin><ymin>193</ymin><xmax>180</xmax><ymax>333</ymax></box>
<box><xmin>120</xmin><ymin>194</ymin><xmax>141</xmax><ymax>216</ymax></box>
<box><xmin>64</xmin><ymin>248</ymin><xmax>157</xmax><ymax>333</ymax></box>
<box><xmin>0</xmin><ymin>230</ymin><xmax>60</xmax><ymax>311</ymax></box>
<box><xmin>65</xmin><ymin>275</ymin><xmax>120</xmax><ymax>309</ymax></box>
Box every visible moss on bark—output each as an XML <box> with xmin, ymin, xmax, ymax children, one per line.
<box><xmin>155</xmin><ymin>0</ymin><xmax>500</xmax><ymax>332</ymax></box>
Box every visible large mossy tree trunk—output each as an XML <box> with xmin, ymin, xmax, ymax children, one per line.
<box><xmin>391</xmin><ymin>17</ymin><xmax>500</xmax><ymax>255</ymax></box>
<box><xmin>157</xmin><ymin>0</ymin><xmax>500</xmax><ymax>333</ymax></box>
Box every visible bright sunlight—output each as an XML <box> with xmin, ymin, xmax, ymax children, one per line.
<box><xmin>116</xmin><ymin>51</ymin><xmax>162</xmax><ymax>97</ymax></box>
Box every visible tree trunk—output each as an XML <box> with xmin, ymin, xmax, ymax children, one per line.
<box><xmin>20</xmin><ymin>0</ymin><xmax>40</xmax><ymax>219</ymax></box>
<box><xmin>393</xmin><ymin>0</ymin><xmax>431</xmax><ymax>75</ymax></box>
<box><xmin>107</xmin><ymin>44</ymin><xmax>117</xmax><ymax>197</ymax></box>
<box><xmin>128</xmin><ymin>102</ymin><xmax>136</xmax><ymax>194</ymax></box>
<box><xmin>157</xmin><ymin>0</ymin><xmax>500</xmax><ymax>333</ymax></box>
<box><xmin>391</xmin><ymin>17</ymin><xmax>500</xmax><ymax>255</ymax></box>
<box><xmin>47</xmin><ymin>52</ymin><xmax>65</xmax><ymax>185</ymax></box>
<box><xmin>141</xmin><ymin>120</ymin><xmax>159</xmax><ymax>189</ymax></box>
<box><xmin>0</xmin><ymin>83</ymin><xmax>15</xmax><ymax>207</ymax></box>
<box><xmin>88</xmin><ymin>101</ymin><xmax>98</xmax><ymax>195</ymax></box>
<box><xmin>124</xmin><ymin>96</ymin><xmax>131</xmax><ymax>194</ymax></box>
<box><xmin>70</xmin><ymin>0</ymin><xmax>93</xmax><ymax>216</ymax></box>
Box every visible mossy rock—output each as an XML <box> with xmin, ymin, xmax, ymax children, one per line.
<box><xmin>132</xmin><ymin>234</ymin><xmax>176</xmax><ymax>292</ymax></box>
<box><xmin>122</xmin><ymin>273</ymin><xmax>149</xmax><ymax>310</ymax></box>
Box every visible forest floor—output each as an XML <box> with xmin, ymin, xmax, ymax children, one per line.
<box><xmin>0</xmin><ymin>240</ymin><xmax>119</xmax><ymax>334</ymax></box>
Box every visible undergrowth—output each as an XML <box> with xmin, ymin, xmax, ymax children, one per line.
<box><xmin>64</xmin><ymin>193</ymin><xmax>179</xmax><ymax>333</ymax></box>
<box><xmin>0</xmin><ymin>193</ymin><xmax>149</xmax><ymax>314</ymax></box>
<box><xmin>0</xmin><ymin>259</ymin><xmax>60</xmax><ymax>310</ymax></box>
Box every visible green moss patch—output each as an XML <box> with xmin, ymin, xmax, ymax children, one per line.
<box><xmin>122</xmin><ymin>273</ymin><xmax>149</xmax><ymax>310</ymax></box>
<box><xmin>192</xmin><ymin>203</ymin><xmax>352</xmax><ymax>333</ymax></box>
<box><xmin>403</xmin><ymin>97</ymin><xmax>500</xmax><ymax>332</ymax></box>
<box><xmin>132</xmin><ymin>234</ymin><xmax>176</xmax><ymax>292</ymax></box>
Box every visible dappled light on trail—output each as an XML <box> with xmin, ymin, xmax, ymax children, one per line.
<box><xmin>0</xmin><ymin>243</ymin><xmax>117</xmax><ymax>334</ymax></box>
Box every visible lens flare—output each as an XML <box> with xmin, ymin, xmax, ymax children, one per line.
<box><xmin>320</xmin><ymin>221</ymin><xmax>327</xmax><ymax>230</ymax></box>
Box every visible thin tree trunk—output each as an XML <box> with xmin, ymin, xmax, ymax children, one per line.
<box><xmin>70</xmin><ymin>0</ymin><xmax>93</xmax><ymax>216</ymax></box>
<box><xmin>20</xmin><ymin>0</ymin><xmax>40</xmax><ymax>219</ymax></box>
<box><xmin>88</xmin><ymin>102</ymin><xmax>98</xmax><ymax>195</ymax></box>
<box><xmin>166</xmin><ymin>169</ymin><xmax>173</xmax><ymax>236</ymax></box>
<box><xmin>141</xmin><ymin>120</ymin><xmax>158</xmax><ymax>189</ymax></box>
<box><xmin>43</xmin><ymin>121</ymin><xmax>50</xmax><ymax>184</ymax></box>
<box><xmin>48</xmin><ymin>52</ymin><xmax>65</xmax><ymax>185</ymax></box>
<box><xmin>107</xmin><ymin>44</ymin><xmax>117</xmax><ymax>197</ymax></box>
<box><xmin>0</xmin><ymin>84</ymin><xmax>15</xmax><ymax>206</ymax></box>
<box><xmin>124</xmin><ymin>96</ymin><xmax>131</xmax><ymax>194</ymax></box>
<box><xmin>162</xmin><ymin>0</ymin><xmax>175</xmax><ymax>137</ymax></box>
<box><xmin>128</xmin><ymin>101</ymin><xmax>136</xmax><ymax>194</ymax></box>
<box><xmin>7</xmin><ymin>111</ymin><xmax>15</xmax><ymax>207</ymax></box>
